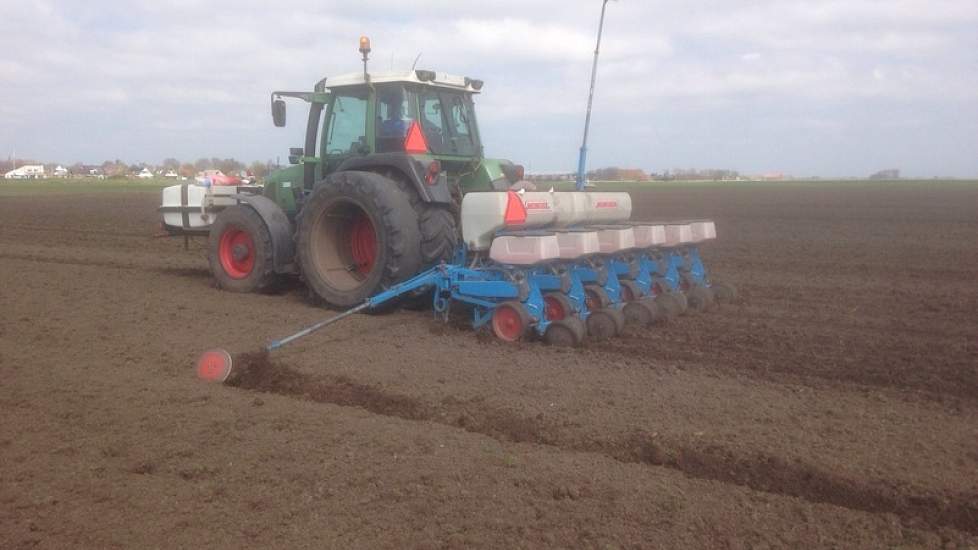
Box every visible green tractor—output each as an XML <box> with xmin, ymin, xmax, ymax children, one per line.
<box><xmin>205</xmin><ymin>38</ymin><xmax>529</xmax><ymax>308</ymax></box>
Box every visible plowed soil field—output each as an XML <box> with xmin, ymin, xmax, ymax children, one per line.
<box><xmin>2</xmin><ymin>181</ymin><xmax>976</xmax><ymax>549</ymax></box>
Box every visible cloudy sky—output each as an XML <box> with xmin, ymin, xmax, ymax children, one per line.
<box><xmin>2</xmin><ymin>0</ymin><xmax>976</xmax><ymax>177</ymax></box>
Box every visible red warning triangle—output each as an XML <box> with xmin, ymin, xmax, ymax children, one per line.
<box><xmin>404</xmin><ymin>120</ymin><xmax>429</xmax><ymax>154</ymax></box>
<box><xmin>503</xmin><ymin>190</ymin><xmax>527</xmax><ymax>225</ymax></box>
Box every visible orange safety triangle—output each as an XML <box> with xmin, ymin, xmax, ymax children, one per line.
<box><xmin>404</xmin><ymin>120</ymin><xmax>429</xmax><ymax>154</ymax></box>
<box><xmin>503</xmin><ymin>190</ymin><xmax>527</xmax><ymax>225</ymax></box>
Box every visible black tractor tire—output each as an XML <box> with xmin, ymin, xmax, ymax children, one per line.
<box><xmin>544</xmin><ymin>317</ymin><xmax>586</xmax><ymax>347</ymax></box>
<box><xmin>419</xmin><ymin>205</ymin><xmax>459</xmax><ymax>265</ymax></box>
<box><xmin>207</xmin><ymin>205</ymin><xmax>278</xmax><ymax>293</ymax></box>
<box><xmin>686</xmin><ymin>285</ymin><xmax>715</xmax><ymax>313</ymax></box>
<box><xmin>296</xmin><ymin>171</ymin><xmax>423</xmax><ymax>309</ymax></box>
<box><xmin>711</xmin><ymin>281</ymin><xmax>738</xmax><ymax>303</ymax></box>
<box><xmin>374</xmin><ymin>168</ymin><xmax>459</xmax><ymax>266</ymax></box>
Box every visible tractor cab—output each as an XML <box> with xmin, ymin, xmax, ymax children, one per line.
<box><xmin>268</xmin><ymin>70</ymin><xmax>487</xmax><ymax>192</ymax></box>
<box><xmin>264</xmin><ymin>39</ymin><xmax>525</xmax><ymax>219</ymax></box>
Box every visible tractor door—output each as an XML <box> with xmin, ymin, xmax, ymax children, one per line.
<box><xmin>321</xmin><ymin>89</ymin><xmax>371</xmax><ymax>177</ymax></box>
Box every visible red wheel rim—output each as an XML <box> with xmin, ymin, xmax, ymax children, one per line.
<box><xmin>584</xmin><ymin>289</ymin><xmax>600</xmax><ymax>312</ymax></box>
<box><xmin>544</xmin><ymin>295</ymin><xmax>566</xmax><ymax>321</ymax></box>
<box><xmin>349</xmin><ymin>213</ymin><xmax>377</xmax><ymax>276</ymax></box>
<box><xmin>218</xmin><ymin>227</ymin><xmax>255</xmax><ymax>279</ymax></box>
<box><xmin>492</xmin><ymin>305</ymin><xmax>525</xmax><ymax>342</ymax></box>
<box><xmin>621</xmin><ymin>284</ymin><xmax>635</xmax><ymax>302</ymax></box>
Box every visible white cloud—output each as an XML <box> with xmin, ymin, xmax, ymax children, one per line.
<box><xmin>0</xmin><ymin>0</ymin><xmax>975</xmax><ymax>176</ymax></box>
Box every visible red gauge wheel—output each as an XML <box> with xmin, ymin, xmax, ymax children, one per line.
<box><xmin>543</xmin><ymin>293</ymin><xmax>573</xmax><ymax>321</ymax></box>
<box><xmin>492</xmin><ymin>301</ymin><xmax>531</xmax><ymax>342</ymax></box>
<box><xmin>584</xmin><ymin>285</ymin><xmax>610</xmax><ymax>312</ymax></box>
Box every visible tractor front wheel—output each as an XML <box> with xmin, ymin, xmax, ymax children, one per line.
<box><xmin>208</xmin><ymin>205</ymin><xmax>277</xmax><ymax>292</ymax></box>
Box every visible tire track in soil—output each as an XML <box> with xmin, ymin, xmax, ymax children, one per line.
<box><xmin>0</xmin><ymin>222</ymin><xmax>151</xmax><ymax>238</ymax></box>
<box><xmin>0</xmin><ymin>252</ymin><xmax>145</xmax><ymax>271</ymax></box>
<box><xmin>589</xmin><ymin>335</ymin><xmax>978</xmax><ymax>408</ymax></box>
<box><xmin>226</xmin><ymin>351</ymin><xmax>978</xmax><ymax>536</ymax></box>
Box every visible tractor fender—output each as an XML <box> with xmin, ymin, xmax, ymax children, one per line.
<box><xmin>232</xmin><ymin>194</ymin><xmax>296</xmax><ymax>274</ymax></box>
<box><xmin>336</xmin><ymin>153</ymin><xmax>453</xmax><ymax>205</ymax></box>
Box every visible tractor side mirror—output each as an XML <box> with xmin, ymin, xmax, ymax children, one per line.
<box><xmin>272</xmin><ymin>98</ymin><xmax>287</xmax><ymax>127</ymax></box>
<box><xmin>288</xmin><ymin>147</ymin><xmax>303</xmax><ymax>164</ymax></box>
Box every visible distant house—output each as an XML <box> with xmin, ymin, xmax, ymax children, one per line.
<box><xmin>53</xmin><ymin>165</ymin><xmax>69</xmax><ymax>177</ymax></box>
<box><xmin>136</xmin><ymin>168</ymin><xmax>154</xmax><ymax>179</ymax></box>
<box><xmin>164</xmin><ymin>170</ymin><xmax>178</xmax><ymax>178</ymax></box>
<box><xmin>4</xmin><ymin>165</ymin><xmax>45</xmax><ymax>179</ymax></box>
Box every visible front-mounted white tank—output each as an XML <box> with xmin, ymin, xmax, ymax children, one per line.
<box><xmin>161</xmin><ymin>183</ymin><xmax>241</xmax><ymax>231</ymax></box>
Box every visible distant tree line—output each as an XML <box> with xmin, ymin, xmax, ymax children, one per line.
<box><xmin>588</xmin><ymin>167</ymin><xmax>743</xmax><ymax>181</ymax></box>
<box><xmin>869</xmin><ymin>169</ymin><xmax>900</xmax><ymax>180</ymax></box>
<box><xmin>2</xmin><ymin>157</ymin><xmax>280</xmax><ymax>179</ymax></box>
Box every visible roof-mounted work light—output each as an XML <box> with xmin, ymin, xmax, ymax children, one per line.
<box><xmin>359</xmin><ymin>36</ymin><xmax>371</xmax><ymax>81</ymax></box>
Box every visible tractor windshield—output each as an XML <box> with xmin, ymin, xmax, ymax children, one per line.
<box><xmin>418</xmin><ymin>90</ymin><xmax>481</xmax><ymax>157</ymax></box>
<box><xmin>375</xmin><ymin>86</ymin><xmax>420</xmax><ymax>153</ymax></box>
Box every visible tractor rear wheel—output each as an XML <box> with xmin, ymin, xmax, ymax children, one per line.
<box><xmin>208</xmin><ymin>205</ymin><xmax>277</xmax><ymax>293</ymax></box>
<box><xmin>297</xmin><ymin>171</ymin><xmax>423</xmax><ymax>308</ymax></box>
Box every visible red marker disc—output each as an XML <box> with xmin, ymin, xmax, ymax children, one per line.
<box><xmin>196</xmin><ymin>349</ymin><xmax>233</xmax><ymax>382</ymax></box>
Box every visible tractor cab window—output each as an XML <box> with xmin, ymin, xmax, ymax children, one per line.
<box><xmin>419</xmin><ymin>92</ymin><xmax>447</xmax><ymax>152</ymax></box>
<box><xmin>325</xmin><ymin>91</ymin><xmax>368</xmax><ymax>155</ymax></box>
<box><xmin>375</xmin><ymin>86</ymin><xmax>419</xmax><ymax>153</ymax></box>
<box><xmin>419</xmin><ymin>91</ymin><xmax>480</xmax><ymax>156</ymax></box>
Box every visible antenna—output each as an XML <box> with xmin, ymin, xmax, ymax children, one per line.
<box><xmin>411</xmin><ymin>52</ymin><xmax>422</xmax><ymax>71</ymax></box>
<box><xmin>576</xmin><ymin>0</ymin><xmax>616</xmax><ymax>190</ymax></box>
